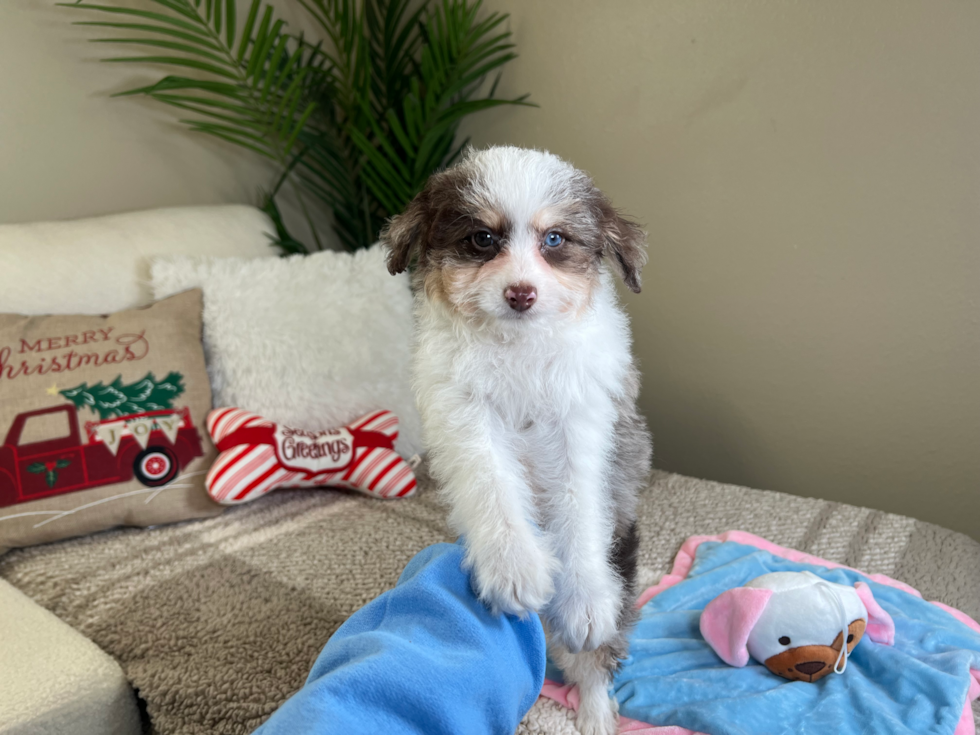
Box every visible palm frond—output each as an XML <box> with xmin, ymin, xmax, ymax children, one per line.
<box><xmin>349</xmin><ymin>0</ymin><xmax>534</xmax><ymax>215</ymax></box>
<box><xmin>63</xmin><ymin>0</ymin><xmax>533</xmax><ymax>252</ymax></box>
<box><xmin>69</xmin><ymin>1</ymin><xmax>316</xmax><ymax>159</ymax></box>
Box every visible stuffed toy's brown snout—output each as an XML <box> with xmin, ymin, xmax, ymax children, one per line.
<box><xmin>763</xmin><ymin>619</ymin><xmax>867</xmax><ymax>682</ymax></box>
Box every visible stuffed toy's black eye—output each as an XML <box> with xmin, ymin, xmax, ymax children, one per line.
<box><xmin>471</xmin><ymin>231</ymin><xmax>494</xmax><ymax>248</ymax></box>
<box><xmin>847</xmin><ymin>634</ymin><xmax>854</xmax><ymax>643</ymax></box>
<box><xmin>778</xmin><ymin>636</ymin><xmax>791</xmax><ymax>646</ymax></box>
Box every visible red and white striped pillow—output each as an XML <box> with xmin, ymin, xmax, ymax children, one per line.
<box><xmin>205</xmin><ymin>408</ymin><xmax>417</xmax><ymax>505</ymax></box>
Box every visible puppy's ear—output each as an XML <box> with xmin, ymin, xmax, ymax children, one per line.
<box><xmin>596</xmin><ymin>197</ymin><xmax>647</xmax><ymax>293</ymax></box>
<box><xmin>382</xmin><ymin>189</ymin><xmax>431</xmax><ymax>275</ymax></box>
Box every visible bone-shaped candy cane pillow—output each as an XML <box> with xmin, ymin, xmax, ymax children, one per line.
<box><xmin>205</xmin><ymin>408</ymin><xmax>417</xmax><ymax>505</ymax></box>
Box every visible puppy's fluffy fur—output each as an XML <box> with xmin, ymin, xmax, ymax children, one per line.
<box><xmin>384</xmin><ymin>146</ymin><xmax>652</xmax><ymax>735</ymax></box>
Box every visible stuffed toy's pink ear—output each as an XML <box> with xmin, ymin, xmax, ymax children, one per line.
<box><xmin>700</xmin><ymin>587</ymin><xmax>774</xmax><ymax>667</ymax></box>
<box><xmin>854</xmin><ymin>582</ymin><xmax>895</xmax><ymax>645</ymax></box>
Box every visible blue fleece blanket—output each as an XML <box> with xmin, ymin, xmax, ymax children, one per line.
<box><xmin>604</xmin><ymin>541</ymin><xmax>980</xmax><ymax>735</ymax></box>
<box><xmin>254</xmin><ymin>542</ymin><xmax>545</xmax><ymax>735</ymax></box>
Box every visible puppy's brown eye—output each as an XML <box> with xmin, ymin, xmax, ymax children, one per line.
<box><xmin>471</xmin><ymin>231</ymin><xmax>494</xmax><ymax>248</ymax></box>
<box><xmin>778</xmin><ymin>636</ymin><xmax>791</xmax><ymax>646</ymax></box>
<box><xmin>847</xmin><ymin>634</ymin><xmax>854</xmax><ymax>643</ymax></box>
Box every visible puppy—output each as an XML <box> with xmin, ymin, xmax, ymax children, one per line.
<box><xmin>383</xmin><ymin>146</ymin><xmax>652</xmax><ymax>735</ymax></box>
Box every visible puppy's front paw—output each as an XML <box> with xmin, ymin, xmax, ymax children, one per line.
<box><xmin>468</xmin><ymin>536</ymin><xmax>557</xmax><ymax>617</ymax></box>
<box><xmin>549</xmin><ymin>581</ymin><xmax>620</xmax><ymax>653</ymax></box>
<box><xmin>576</xmin><ymin>695</ymin><xmax>619</xmax><ymax>735</ymax></box>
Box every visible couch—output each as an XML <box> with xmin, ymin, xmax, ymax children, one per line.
<box><xmin>1</xmin><ymin>206</ymin><xmax>977</xmax><ymax>735</ymax></box>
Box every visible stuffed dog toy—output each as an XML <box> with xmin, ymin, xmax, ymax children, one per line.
<box><xmin>700</xmin><ymin>571</ymin><xmax>895</xmax><ymax>682</ymax></box>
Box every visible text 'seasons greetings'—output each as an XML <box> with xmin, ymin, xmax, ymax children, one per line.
<box><xmin>0</xmin><ymin>328</ymin><xmax>149</xmax><ymax>382</ymax></box>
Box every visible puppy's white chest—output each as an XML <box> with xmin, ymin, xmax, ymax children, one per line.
<box><xmin>479</xmin><ymin>341</ymin><xmax>605</xmax><ymax>421</ymax></box>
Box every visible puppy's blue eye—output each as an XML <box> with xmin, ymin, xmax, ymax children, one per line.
<box><xmin>544</xmin><ymin>231</ymin><xmax>564</xmax><ymax>247</ymax></box>
<box><xmin>472</xmin><ymin>231</ymin><xmax>494</xmax><ymax>248</ymax></box>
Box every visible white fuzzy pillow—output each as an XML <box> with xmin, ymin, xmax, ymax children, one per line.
<box><xmin>150</xmin><ymin>246</ymin><xmax>422</xmax><ymax>457</ymax></box>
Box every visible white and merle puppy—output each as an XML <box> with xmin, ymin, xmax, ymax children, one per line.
<box><xmin>383</xmin><ymin>146</ymin><xmax>652</xmax><ymax>735</ymax></box>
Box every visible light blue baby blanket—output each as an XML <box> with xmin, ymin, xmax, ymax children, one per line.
<box><xmin>598</xmin><ymin>539</ymin><xmax>980</xmax><ymax>735</ymax></box>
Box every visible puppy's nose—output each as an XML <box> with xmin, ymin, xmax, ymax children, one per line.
<box><xmin>795</xmin><ymin>661</ymin><xmax>826</xmax><ymax>676</ymax></box>
<box><xmin>504</xmin><ymin>283</ymin><xmax>537</xmax><ymax>312</ymax></box>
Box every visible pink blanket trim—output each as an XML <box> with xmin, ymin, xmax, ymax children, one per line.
<box><xmin>539</xmin><ymin>530</ymin><xmax>980</xmax><ymax>735</ymax></box>
<box><xmin>539</xmin><ymin>680</ymin><xmax>704</xmax><ymax>735</ymax></box>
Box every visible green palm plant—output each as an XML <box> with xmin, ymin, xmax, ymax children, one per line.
<box><xmin>63</xmin><ymin>0</ymin><xmax>531</xmax><ymax>253</ymax></box>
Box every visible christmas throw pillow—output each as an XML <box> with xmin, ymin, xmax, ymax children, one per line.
<box><xmin>205</xmin><ymin>408</ymin><xmax>417</xmax><ymax>504</ymax></box>
<box><xmin>0</xmin><ymin>290</ymin><xmax>222</xmax><ymax>552</ymax></box>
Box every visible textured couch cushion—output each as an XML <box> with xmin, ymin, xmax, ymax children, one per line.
<box><xmin>0</xmin><ymin>577</ymin><xmax>140</xmax><ymax>735</ymax></box>
<box><xmin>0</xmin><ymin>468</ymin><xmax>976</xmax><ymax>735</ymax></box>
<box><xmin>0</xmin><ymin>205</ymin><xmax>275</xmax><ymax>315</ymax></box>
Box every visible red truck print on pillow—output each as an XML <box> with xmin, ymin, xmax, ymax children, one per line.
<box><xmin>0</xmin><ymin>371</ymin><xmax>204</xmax><ymax>508</ymax></box>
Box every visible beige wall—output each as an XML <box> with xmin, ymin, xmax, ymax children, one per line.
<box><xmin>0</xmin><ymin>0</ymin><xmax>333</xmax><ymax>247</ymax></box>
<box><xmin>461</xmin><ymin>0</ymin><xmax>980</xmax><ymax>539</ymax></box>
<box><xmin>2</xmin><ymin>1</ymin><xmax>977</xmax><ymax>538</ymax></box>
